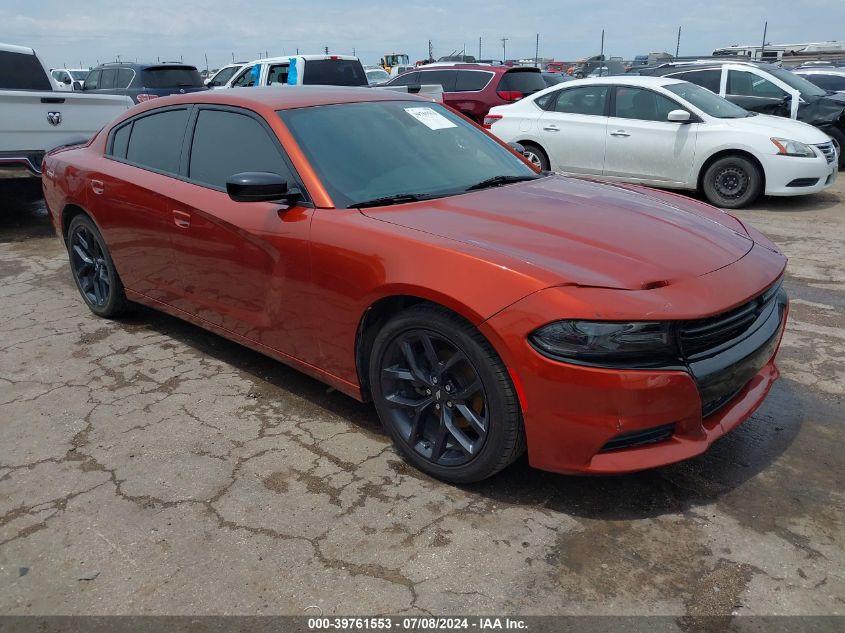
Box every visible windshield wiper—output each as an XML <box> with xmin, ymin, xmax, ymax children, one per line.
<box><xmin>464</xmin><ymin>174</ymin><xmax>538</xmax><ymax>192</ymax></box>
<box><xmin>355</xmin><ymin>193</ymin><xmax>439</xmax><ymax>208</ymax></box>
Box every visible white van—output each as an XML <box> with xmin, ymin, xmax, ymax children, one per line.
<box><xmin>225</xmin><ymin>55</ymin><xmax>367</xmax><ymax>88</ymax></box>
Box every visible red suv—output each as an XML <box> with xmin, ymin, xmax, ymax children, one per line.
<box><xmin>385</xmin><ymin>64</ymin><xmax>546</xmax><ymax>122</ymax></box>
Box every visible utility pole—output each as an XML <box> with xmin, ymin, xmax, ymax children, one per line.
<box><xmin>324</xmin><ymin>46</ymin><xmax>329</xmax><ymax>55</ymax></box>
<box><xmin>760</xmin><ymin>21</ymin><xmax>768</xmax><ymax>60</ymax></box>
<box><xmin>535</xmin><ymin>33</ymin><xmax>539</xmax><ymax>68</ymax></box>
<box><xmin>479</xmin><ymin>36</ymin><xmax>482</xmax><ymax>60</ymax></box>
<box><xmin>204</xmin><ymin>53</ymin><xmax>208</xmax><ymax>73</ymax></box>
<box><xmin>231</xmin><ymin>52</ymin><xmax>235</xmax><ymax>63</ymax></box>
<box><xmin>428</xmin><ymin>39</ymin><xmax>433</xmax><ymax>62</ymax></box>
<box><xmin>501</xmin><ymin>37</ymin><xmax>508</xmax><ymax>62</ymax></box>
<box><xmin>600</xmin><ymin>29</ymin><xmax>604</xmax><ymax>58</ymax></box>
<box><xmin>676</xmin><ymin>26</ymin><xmax>681</xmax><ymax>57</ymax></box>
<box><xmin>353</xmin><ymin>47</ymin><xmax>356</xmax><ymax>56</ymax></box>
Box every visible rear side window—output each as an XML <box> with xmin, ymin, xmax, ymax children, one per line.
<box><xmin>188</xmin><ymin>109</ymin><xmax>291</xmax><ymax>189</ymax></box>
<box><xmin>141</xmin><ymin>67</ymin><xmax>203</xmax><ymax>88</ymax></box>
<box><xmin>454</xmin><ymin>70</ymin><xmax>492</xmax><ymax>92</ymax></box>
<box><xmin>677</xmin><ymin>69</ymin><xmax>721</xmax><ymax>93</ymax></box>
<box><xmin>109</xmin><ymin>123</ymin><xmax>132</xmax><ymax>159</ymax></box>
<box><xmin>210</xmin><ymin>65</ymin><xmax>239</xmax><ymax>86</ymax></box>
<box><xmin>552</xmin><ymin>86</ymin><xmax>609</xmax><ymax>116</ymax></box>
<box><xmin>117</xmin><ymin>68</ymin><xmax>134</xmax><ymax>88</ymax></box>
<box><xmin>232</xmin><ymin>65</ymin><xmax>259</xmax><ymax>87</ymax></box>
<box><xmin>125</xmin><ymin>109</ymin><xmax>189</xmax><ymax>174</ymax></box>
<box><xmin>802</xmin><ymin>73</ymin><xmax>845</xmax><ymax>92</ymax></box>
<box><xmin>0</xmin><ymin>50</ymin><xmax>52</xmax><ymax>90</ymax></box>
<box><xmin>302</xmin><ymin>60</ymin><xmax>367</xmax><ymax>86</ymax></box>
<box><xmin>266</xmin><ymin>64</ymin><xmax>289</xmax><ymax>85</ymax></box>
<box><xmin>99</xmin><ymin>68</ymin><xmax>117</xmax><ymax>90</ymax></box>
<box><xmin>388</xmin><ymin>71</ymin><xmax>420</xmax><ymax>86</ymax></box>
<box><xmin>498</xmin><ymin>70</ymin><xmax>546</xmax><ymax>96</ymax></box>
<box><xmin>727</xmin><ymin>70</ymin><xmax>787</xmax><ymax>98</ymax></box>
<box><xmin>417</xmin><ymin>70</ymin><xmax>457</xmax><ymax>92</ymax></box>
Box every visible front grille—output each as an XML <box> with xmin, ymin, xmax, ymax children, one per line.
<box><xmin>600</xmin><ymin>423</ymin><xmax>675</xmax><ymax>453</ymax></box>
<box><xmin>815</xmin><ymin>141</ymin><xmax>836</xmax><ymax>165</ymax></box>
<box><xmin>679</xmin><ymin>277</ymin><xmax>783</xmax><ymax>358</ymax></box>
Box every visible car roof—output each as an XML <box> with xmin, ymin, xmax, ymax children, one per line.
<box><xmin>417</xmin><ymin>63</ymin><xmax>535</xmax><ymax>73</ymax></box>
<box><xmin>124</xmin><ymin>85</ymin><xmax>432</xmax><ymax>113</ymax></box>
<box><xmin>794</xmin><ymin>67</ymin><xmax>845</xmax><ymax>74</ymax></box>
<box><xmin>243</xmin><ymin>54</ymin><xmax>359</xmax><ymax>65</ymax></box>
<box><xmin>556</xmin><ymin>75</ymin><xmax>686</xmax><ymax>87</ymax></box>
<box><xmin>95</xmin><ymin>62</ymin><xmax>198</xmax><ymax>69</ymax></box>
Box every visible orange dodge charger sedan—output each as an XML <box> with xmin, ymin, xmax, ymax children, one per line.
<box><xmin>42</xmin><ymin>87</ymin><xmax>788</xmax><ymax>483</ymax></box>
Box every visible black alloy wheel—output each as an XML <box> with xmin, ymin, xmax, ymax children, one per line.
<box><xmin>369</xmin><ymin>305</ymin><xmax>525</xmax><ymax>483</ymax></box>
<box><xmin>67</xmin><ymin>214</ymin><xmax>129</xmax><ymax>317</ymax></box>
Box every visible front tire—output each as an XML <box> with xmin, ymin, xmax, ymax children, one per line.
<box><xmin>67</xmin><ymin>214</ymin><xmax>129</xmax><ymax>318</ymax></box>
<box><xmin>701</xmin><ymin>155</ymin><xmax>763</xmax><ymax>209</ymax></box>
<box><xmin>369</xmin><ymin>305</ymin><xmax>525</xmax><ymax>483</ymax></box>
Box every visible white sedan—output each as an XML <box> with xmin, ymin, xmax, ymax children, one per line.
<box><xmin>485</xmin><ymin>76</ymin><xmax>838</xmax><ymax>208</ymax></box>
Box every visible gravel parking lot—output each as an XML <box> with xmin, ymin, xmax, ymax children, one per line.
<box><xmin>0</xmin><ymin>179</ymin><xmax>843</xmax><ymax>618</ymax></box>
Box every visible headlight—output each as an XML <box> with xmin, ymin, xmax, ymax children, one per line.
<box><xmin>529</xmin><ymin>320</ymin><xmax>677</xmax><ymax>366</ymax></box>
<box><xmin>770</xmin><ymin>137</ymin><xmax>816</xmax><ymax>158</ymax></box>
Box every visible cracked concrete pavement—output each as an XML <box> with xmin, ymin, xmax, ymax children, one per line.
<box><xmin>0</xmin><ymin>178</ymin><xmax>843</xmax><ymax>617</ymax></box>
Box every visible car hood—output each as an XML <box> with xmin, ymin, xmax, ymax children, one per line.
<box><xmin>359</xmin><ymin>176</ymin><xmax>753</xmax><ymax>291</ymax></box>
<box><xmin>730</xmin><ymin>113</ymin><xmax>833</xmax><ymax>143</ymax></box>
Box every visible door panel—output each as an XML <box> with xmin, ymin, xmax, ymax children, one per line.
<box><xmin>539</xmin><ymin>85</ymin><xmax>610</xmax><ymax>174</ymax></box>
<box><xmin>603</xmin><ymin>86</ymin><xmax>698</xmax><ymax>185</ymax></box>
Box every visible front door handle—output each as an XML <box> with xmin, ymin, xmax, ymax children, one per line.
<box><xmin>542</xmin><ymin>125</ymin><xmax>560</xmax><ymax>132</ymax></box>
<box><xmin>91</xmin><ymin>179</ymin><xmax>104</xmax><ymax>195</ymax></box>
<box><xmin>610</xmin><ymin>130</ymin><xmax>631</xmax><ymax>137</ymax></box>
<box><xmin>172</xmin><ymin>209</ymin><xmax>191</xmax><ymax>229</ymax></box>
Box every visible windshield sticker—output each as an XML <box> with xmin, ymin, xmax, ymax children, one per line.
<box><xmin>404</xmin><ymin>107</ymin><xmax>457</xmax><ymax>130</ymax></box>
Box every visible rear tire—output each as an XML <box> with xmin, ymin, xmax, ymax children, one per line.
<box><xmin>701</xmin><ymin>155</ymin><xmax>763</xmax><ymax>209</ymax></box>
<box><xmin>67</xmin><ymin>214</ymin><xmax>129</xmax><ymax>318</ymax></box>
<box><xmin>368</xmin><ymin>305</ymin><xmax>525</xmax><ymax>483</ymax></box>
<box><xmin>520</xmin><ymin>142</ymin><xmax>550</xmax><ymax>172</ymax></box>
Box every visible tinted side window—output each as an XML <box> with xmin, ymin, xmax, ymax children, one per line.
<box><xmin>388</xmin><ymin>71</ymin><xmax>420</xmax><ymax>86</ymax></box>
<box><xmin>614</xmin><ymin>86</ymin><xmax>682</xmax><ymax>122</ymax></box>
<box><xmin>302</xmin><ymin>60</ymin><xmax>367</xmax><ymax>87</ymax></box>
<box><xmin>188</xmin><ymin>109</ymin><xmax>291</xmax><ymax>189</ymax></box>
<box><xmin>803</xmin><ymin>73</ymin><xmax>845</xmax><ymax>92</ymax></box>
<box><xmin>679</xmin><ymin>69</ymin><xmax>721</xmax><ymax>93</ymax></box>
<box><xmin>126</xmin><ymin>109</ymin><xmax>189</xmax><ymax>174</ymax></box>
<box><xmin>454</xmin><ymin>70</ymin><xmax>492</xmax><ymax>92</ymax></box>
<box><xmin>118</xmin><ymin>68</ymin><xmax>134</xmax><ymax>88</ymax></box>
<box><xmin>99</xmin><ymin>68</ymin><xmax>118</xmax><ymax>90</ymax></box>
<box><xmin>141</xmin><ymin>67</ymin><xmax>204</xmax><ymax>88</ymax></box>
<box><xmin>417</xmin><ymin>70</ymin><xmax>457</xmax><ymax>91</ymax></box>
<box><xmin>212</xmin><ymin>66</ymin><xmax>239</xmax><ymax>86</ymax></box>
<box><xmin>84</xmin><ymin>70</ymin><xmax>100</xmax><ymax>90</ymax></box>
<box><xmin>109</xmin><ymin>123</ymin><xmax>132</xmax><ymax>159</ymax></box>
<box><xmin>0</xmin><ymin>51</ymin><xmax>52</xmax><ymax>90</ymax></box>
<box><xmin>552</xmin><ymin>86</ymin><xmax>609</xmax><ymax>115</ymax></box>
<box><xmin>534</xmin><ymin>92</ymin><xmax>556</xmax><ymax>110</ymax></box>
<box><xmin>727</xmin><ymin>70</ymin><xmax>787</xmax><ymax>98</ymax></box>
<box><xmin>498</xmin><ymin>70</ymin><xmax>546</xmax><ymax>95</ymax></box>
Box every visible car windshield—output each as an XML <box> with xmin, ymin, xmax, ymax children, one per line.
<box><xmin>70</xmin><ymin>70</ymin><xmax>88</xmax><ymax>80</ymax></box>
<box><xmin>664</xmin><ymin>81</ymin><xmax>751</xmax><ymax>118</ymax></box>
<box><xmin>279</xmin><ymin>100</ymin><xmax>538</xmax><ymax>208</ymax></box>
<box><xmin>366</xmin><ymin>69</ymin><xmax>389</xmax><ymax>83</ymax></box>
<box><xmin>303</xmin><ymin>59</ymin><xmax>368</xmax><ymax>86</ymax></box>
<box><xmin>767</xmin><ymin>67</ymin><xmax>828</xmax><ymax>98</ymax></box>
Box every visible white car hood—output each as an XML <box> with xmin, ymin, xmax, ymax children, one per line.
<box><xmin>727</xmin><ymin>113</ymin><xmax>832</xmax><ymax>144</ymax></box>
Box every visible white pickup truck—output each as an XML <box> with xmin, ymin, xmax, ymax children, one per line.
<box><xmin>0</xmin><ymin>43</ymin><xmax>133</xmax><ymax>179</ymax></box>
<box><xmin>224</xmin><ymin>54</ymin><xmax>444</xmax><ymax>102</ymax></box>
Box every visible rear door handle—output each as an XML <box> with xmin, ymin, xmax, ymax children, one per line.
<box><xmin>610</xmin><ymin>130</ymin><xmax>631</xmax><ymax>137</ymax></box>
<box><xmin>172</xmin><ymin>209</ymin><xmax>191</xmax><ymax>229</ymax></box>
<box><xmin>91</xmin><ymin>179</ymin><xmax>104</xmax><ymax>195</ymax></box>
<box><xmin>542</xmin><ymin>125</ymin><xmax>560</xmax><ymax>132</ymax></box>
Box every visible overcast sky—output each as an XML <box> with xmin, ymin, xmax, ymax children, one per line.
<box><xmin>3</xmin><ymin>0</ymin><xmax>843</xmax><ymax>70</ymax></box>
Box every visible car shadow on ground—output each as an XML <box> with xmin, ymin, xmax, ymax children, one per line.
<box><xmin>685</xmin><ymin>185</ymin><xmax>842</xmax><ymax>213</ymax></box>
<box><xmin>0</xmin><ymin>181</ymin><xmax>54</xmax><ymax>242</ymax></box>
<box><xmin>125</xmin><ymin>301</ymin><xmax>803</xmax><ymax>522</ymax></box>
<box><xmin>3</xmin><ymin>185</ymin><xmax>804</xmax><ymax>522</ymax></box>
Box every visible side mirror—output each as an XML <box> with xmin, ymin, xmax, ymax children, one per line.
<box><xmin>226</xmin><ymin>172</ymin><xmax>301</xmax><ymax>204</ymax></box>
<box><xmin>667</xmin><ymin>109</ymin><xmax>691</xmax><ymax>123</ymax></box>
<box><xmin>508</xmin><ymin>142</ymin><xmax>526</xmax><ymax>154</ymax></box>
<box><xmin>62</xmin><ymin>76</ymin><xmax>72</xmax><ymax>85</ymax></box>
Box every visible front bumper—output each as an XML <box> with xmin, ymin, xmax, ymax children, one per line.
<box><xmin>481</xmin><ymin>248</ymin><xmax>789</xmax><ymax>475</ymax></box>
<box><xmin>763</xmin><ymin>153</ymin><xmax>837</xmax><ymax>196</ymax></box>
